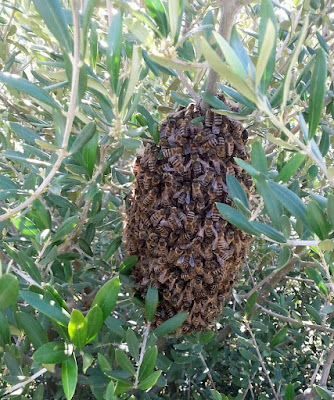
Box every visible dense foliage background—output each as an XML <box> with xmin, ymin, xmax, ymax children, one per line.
<box><xmin>0</xmin><ymin>0</ymin><xmax>333</xmax><ymax>399</ymax></box>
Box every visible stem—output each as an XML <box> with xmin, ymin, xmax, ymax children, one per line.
<box><xmin>134</xmin><ymin>322</ymin><xmax>151</xmax><ymax>388</ymax></box>
<box><xmin>4</xmin><ymin>368</ymin><xmax>48</xmax><ymax>395</ymax></box>
<box><xmin>0</xmin><ymin>1</ymin><xmax>81</xmax><ymax>222</ymax></box>
<box><xmin>198</xmin><ymin>352</ymin><xmax>216</xmax><ymax>390</ymax></box>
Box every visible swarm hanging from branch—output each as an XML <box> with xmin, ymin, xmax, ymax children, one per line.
<box><xmin>125</xmin><ymin>98</ymin><xmax>252</xmax><ymax>334</ymax></box>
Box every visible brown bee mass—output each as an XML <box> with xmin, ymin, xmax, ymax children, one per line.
<box><xmin>125</xmin><ymin>100</ymin><xmax>252</xmax><ymax>334</ymax></box>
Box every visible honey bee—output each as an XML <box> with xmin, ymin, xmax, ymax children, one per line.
<box><xmin>226</xmin><ymin>161</ymin><xmax>235</xmax><ymax>176</ymax></box>
<box><xmin>214</xmin><ymin>113</ymin><xmax>223</xmax><ymax>126</ymax></box>
<box><xmin>204</xmin><ymin>134</ymin><xmax>218</xmax><ymax>149</ymax></box>
<box><xmin>204</xmin><ymin>219</ymin><xmax>214</xmax><ymax>238</ymax></box>
<box><xmin>196</xmin><ymin>200</ymin><xmax>205</xmax><ymax>214</ymax></box>
<box><xmin>225</xmin><ymin>135</ymin><xmax>234</xmax><ymax>157</ymax></box>
<box><xmin>157</xmin><ymin>269</ymin><xmax>169</xmax><ymax>284</ymax></box>
<box><xmin>242</xmin><ymin>129</ymin><xmax>248</xmax><ymax>142</ymax></box>
<box><xmin>162</xmin><ymin>287</ymin><xmax>171</xmax><ymax>300</ymax></box>
<box><xmin>192</xmin><ymin>179</ymin><xmax>203</xmax><ymax>200</ymax></box>
<box><xmin>151</xmin><ymin>174</ymin><xmax>161</xmax><ymax>186</ymax></box>
<box><xmin>226</xmin><ymin>228</ymin><xmax>235</xmax><ymax>244</ymax></box>
<box><xmin>205</xmin><ymin>110</ymin><xmax>214</xmax><ymax>127</ymax></box>
<box><xmin>217</xmin><ymin>142</ymin><xmax>226</xmax><ymax>158</ymax></box>
<box><xmin>142</xmin><ymin>215</ymin><xmax>151</xmax><ymax>227</ymax></box>
<box><xmin>156</xmin><ymin>223</ymin><xmax>169</xmax><ymax>238</ymax></box>
<box><xmin>201</xmin><ymin>169</ymin><xmax>214</xmax><ymax>187</ymax></box>
<box><xmin>167</xmin><ymin>247</ymin><xmax>183</xmax><ymax>263</ymax></box>
<box><xmin>143</xmin><ymin>188</ymin><xmax>158</xmax><ymax>206</ymax></box>
<box><xmin>148</xmin><ymin>154</ymin><xmax>156</xmax><ymax>172</ymax></box>
<box><xmin>166</xmin><ymin>307</ymin><xmax>175</xmax><ymax>318</ymax></box>
<box><xmin>162</xmin><ymin>147</ymin><xmax>179</xmax><ymax>158</ymax></box>
<box><xmin>203</xmin><ymin>245</ymin><xmax>214</xmax><ymax>261</ymax></box>
<box><xmin>150</xmin><ymin>209</ymin><xmax>165</xmax><ymax>226</ymax></box>
<box><xmin>217</xmin><ymin>235</ymin><xmax>230</xmax><ymax>252</ymax></box>
<box><xmin>211</xmin><ymin>205</ymin><xmax>221</xmax><ymax>222</ymax></box>
<box><xmin>138</xmin><ymin>231</ymin><xmax>148</xmax><ymax>241</ymax></box>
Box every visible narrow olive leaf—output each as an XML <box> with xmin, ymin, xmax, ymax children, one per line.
<box><xmin>168</xmin><ymin>0</ymin><xmax>182</xmax><ymax>44</ymax></box>
<box><xmin>10</xmin><ymin>122</ymin><xmax>41</xmax><ymax>145</ymax></box>
<box><xmin>226</xmin><ymin>173</ymin><xmax>249</xmax><ymax>209</ymax></box>
<box><xmin>327</xmin><ymin>194</ymin><xmax>334</xmax><ymax>228</ymax></box>
<box><xmin>154</xmin><ymin>312</ymin><xmax>188</xmax><ymax>337</ymax></box>
<box><xmin>52</xmin><ymin>216</ymin><xmax>79</xmax><ymax>243</ymax></box>
<box><xmin>306</xmin><ymin>200</ymin><xmax>329</xmax><ymax>240</ymax></box>
<box><xmin>85</xmin><ymin>304</ymin><xmax>103</xmax><ymax>343</ymax></box>
<box><xmin>0</xmin><ymin>274</ymin><xmax>19</xmax><ymax>309</ymax></box>
<box><xmin>199</xmin><ymin>37</ymin><xmax>257</xmax><ymax>103</ymax></box>
<box><xmin>20</xmin><ymin>291</ymin><xmax>70</xmax><ymax>327</ymax></box>
<box><xmin>119</xmin><ymin>138</ymin><xmax>142</xmax><ymax>151</ymax></box>
<box><xmin>282</xmin><ymin>13</ymin><xmax>309</xmax><ymax>107</ymax></box>
<box><xmin>82</xmin><ymin>0</ymin><xmax>96</xmax><ymax>56</ymax></box>
<box><xmin>11</xmin><ymin>215</ymin><xmax>38</xmax><ymax>238</ymax></box>
<box><xmin>233</xmin><ymin>197</ymin><xmax>251</xmax><ymax>218</ymax></box>
<box><xmin>234</xmin><ymin>158</ymin><xmax>261</xmax><ymax>178</ymax></box>
<box><xmin>104</xmin><ymin>236</ymin><xmax>122</xmax><ymax>260</ymax></box>
<box><xmin>32</xmin><ymin>0</ymin><xmax>72</xmax><ymax>53</ymax></box>
<box><xmin>216</xmin><ymin>203</ymin><xmax>259</xmax><ymax>235</ymax></box>
<box><xmin>0</xmin><ymin>311</ymin><xmax>11</xmax><ymax>346</ymax></box>
<box><xmin>268</xmin><ymin>181</ymin><xmax>310</xmax><ymax>229</ymax></box>
<box><xmin>315</xmin><ymin>386</ymin><xmax>333</xmax><ymax>400</ymax></box>
<box><xmin>213</xmin><ymin>31</ymin><xmax>247</xmax><ymax>79</ymax></box>
<box><xmin>211</xmin><ymin>390</ymin><xmax>223</xmax><ymax>400</ymax></box>
<box><xmin>145</xmin><ymin>0</ymin><xmax>168</xmax><ymax>37</ymax></box>
<box><xmin>258</xmin><ymin>0</ymin><xmax>277</xmax><ymax>93</ymax></box>
<box><xmin>122</xmin><ymin>45</ymin><xmax>142</xmax><ymax>111</ymax></box>
<box><xmin>16</xmin><ymin>312</ymin><xmax>48</xmax><ymax>349</ymax></box>
<box><xmin>305</xmin><ymin>304</ymin><xmax>322</xmax><ymax>324</ymax></box>
<box><xmin>285</xmin><ymin>383</ymin><xmax>294</xmax><ymax>400</ymax></box>
<box><xmin>250</xmin><ymin>221</ymin><xmax>287</xmax><ymax>243</ymax></box>
<box><xmin>33</xmin><ymin>342</ymin><xmax>73</xmax><ymax>364</ymax></box>
<box><xmin>69</xmin><ymin>122</ymin><xmax>96</xmax><ymax>155</ymax></box>
<box><xmin>201</xmin><ymin>92</ymin><xmax>229</xmax><ymax>110</ymax></box>
<box><xmin>258</xmin><ymin>178</ymin><xmax>282</xmax><ymax>229</ymax></box>
<box><xmin>114</xmin><ymin>381</ymin><xmax>133</xmax><ymax>396</ymax></box>
<box><xmin>68</xmin><ymin>309</ymin><xmax>87</xmax><ymax>351</ymax></box>
<box><xmin>126</xmin><ymin>329</ymin><xmax>140</xmax><ymax>363</ymax></box>
<box><xmin>138</xmin><ymin>370</ymin><xmax>162</xmax><ymax>390</ymax></box>
<box><xmin>144</xmin><ymin>286</ymin><xmax>159</xmax><ymax>323</ymax></box>
<box><xmin>83</xmin><ymin>131</ymin><xmax>98</xmax><ymax>178</ymax></box>
<box><xmin>82</xmin><ymin>353</ymin><xmax>94</xmax><ymax>374</ymax></box>
<box><xmin>107</xmin><ymin>10</ymin><xmax>123</xmax><ymax>93</ymax></box>
<box><xmin>255</xmin><ymin>19</ymin><xmax>276</xmax><ymax>90</ymax></box>
<box><xmin>139</xmin><ymin>345</ymin><xmax>158</xmax><ymax>380</ymax></box>
<box><xmin>61</xmin><ymin>354</ymin><xmax>77</xmax><ymax>400</ymax></box>
<box><xmin>251</xmin><ymin>141</ymin><xmax>267</xmax><ymax>175</ymax></box>
<box><xmin>230</xmin><ymin>26</ymin><xmax>255</xmax><ymax>78</ymax></box>
<box><xmin>239</xmin><ymin>348</ymin><xmax>259</xmax><ymax>362</ymax></box>
<box><xmin>91</xmin><ymin>276</ymin><xmax>120</xmax><ymax>320</ymax></box>
<box><xmin>115</xmin><ymin>349</ymin><xmax>136</xmax><ymax>375</ymax></box>
<box><xmin>277</xmin><ymin>247</ymin><xmax>291</xmax><ymax>269</ymax></box>
<box><xmin>309</xmin><ymin>48</ymin><xmax>327</xmax><ymax>140</ymax></box>
<box><xmin>245</xmin><ymin>291</ymin><xmax>258</xmax><ymax>317</ymax></box>
<box><xmin>305</xmin><ymin>266</ymin><xmax>328</xmax><ymax>296</ymax></box>
<box><xmin>275</xmin><ymin>153</ymin><xmax>305</xmax><ymax>183</ymax></box>
<box><xmin>106</xmin><ymin>381</ymin><xmax>116</xmax><ymax>400</ymax></box>
<box><xmin>0</xmin><ymin>72</ymin><xmax>59</xmax><ymax>108</ymax></box>
<box><xmin>270</xmin><ymin>327</ymin><xmax>288</xmax><ymax>347</ymax></box>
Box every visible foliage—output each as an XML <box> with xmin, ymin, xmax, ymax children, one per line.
<box><xmin>0</xmin><ymin>0</ymin><xmax>333</xmax><ymax>399</ymax></box>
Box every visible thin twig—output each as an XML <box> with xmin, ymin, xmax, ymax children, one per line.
<box><xmin>198</xmin><ymin>352</ymin><xmax>216</xmax><ymax>390</ymax></box>
<box><xmin>4</xmin><ymin>368</ymin><xmax>47</xmax><ymax>395</ymax></box>
<box><xmin>134</xmin><ymin>322</ymin><xmax>151</xmax><ymax>388</ymax></box>
<box><xmin>177</xmin><ymin>71</ymin><xmax>201</xmax><ymax>103</ymax></box>
<box><xmin>0</xmin><ymin>0</ymin><xmax>82</xmax><ymax>222</ymax></box>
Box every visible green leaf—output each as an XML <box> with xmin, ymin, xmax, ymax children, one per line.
<box><xmin>213</xmin><ymin>31</ymin><xmax>247</xmax><ymax>79</ymax></box>
<box><xmin>258</xmin><ymin>178</ymin><xmax>282</xmax><ymax>229</ymax></box>
<box><xmin>114</xmin><ymin>381</ymin><xmax>133</xmax><ymax>396</ymax></box>
<box><xmin>315</xmin><ymin>386</ymin><xmax>333</xmax><ymax>400</ymax></box>
<box><xmin>98</xmin><ymin>352</ymin><xmax>111</xmax><ymax>374</ymax></box>
<box><xmin>82</xmin><ymin>353</ymin><xmax>94</xmax><ymax>374</ymax></box>
<box><xmin>118</xmin><ymin>138</ymin><xmax>142</xmax><ymax>151</ymax></box>
<box><xmin>285</xmin><ymin>383</ymin><xmax>294</xmax><ymax>400</ymax></box>
<box><xmin>53</xmin><ymin>216</ymin><xmax>79</xmax><ymax>243</ymax></box>
<box><xmin>11</xmin><ymin>215</ymin><xmax>39</xmax><ymax>238</ymax></box>
<box><xmin>138</xmin><ymin>370</ymin><xmax>162</xmax><ymax>390</ymax></box>
<box><xmin>92</xmin><ymin>276</ymin><xmax>120</xmax><ymax>320</ymax></box>
<box><xmin>61</xmin><ymin>354</ymin><xmax>78</xmax><ymax>400</ymax></box>
<box><xmin>201</xmin><ymin>92</ymin><xmax>229</xmax><ymax>110</ymax></box>
<box><xmin>153</xmin><ymin>312</ymin><xmax>188</xmax><ymax>337</ymax></box>
<box><xmin>276</xmin><ymin>153</ymin><xmax>305</xmax><ymax>183</ymax></box>
<box><xmin>230</xmin><ymin>26</ymin><xmax>255</xmax><ymax>79</ymax></box>
<box><xmin>82</xmin><ymin>130</ymin><xmax>98</xmax><ymax>178</ymax></box>
<box><xmin>251</xmin><ymin>141</ymin><xmax>267</xmax><ymax>175</ymax></box>
<box><xmin>145</xmin><ymin>0</ymin><xmax>168</xmax><ymax>37</ymax></box>
<box><xmin>126</xmin><ymin>329</ymin><xmax>140</xmax><ymax>362</ymax></box>
<box><xmin>10</xmin><ymin>122</ymin><xmax>41</xmax><ymax>145</ymax></box>
<box><xmin>307</xmin><ymin>200</ymin><xmax>329</xmax><ymax>240</ymax></box>
<box><xmin>122</xmin><ymin>45</ymin><xmax>142</xmax><ymax>110</ymax></box>
<box><xmin>277</xmin><ymin>247</ymin><xmax>291</xmax><ymax>269</ymax></box>
<box><xmin>20</xmin><ymin>291</ymin><xmax>70</xmax><ymax>326</ymax></box>
<box><xmin>16</xmin><ymin>312</ymin><xmax>48</xmax><ymax>349</ymax></box>
<box><xmin>270</xmin><ymin>327</ymin><xmax>288</xmax><ymax>347</ymax></box>
<box><xmin>226</xmin><ymin>173</ymin><xmax>249</xmax><ymax>209</ymax></box>
<box><xmin>85</xmin><ymin>304</ymin><xmax>103</xmax><ymax>343</ymax></box>
<box><xmin>245</xmin><ymin>291</ymin><xmax>258</xmax><ymax>317</ymax></box>
<box><xmin>115</xmin><ymin>349</ymin><xmax>135</xmax><ymax>375</ymax></box>
<box><xmin>258</xmin><ymin>1</ymin><xmax>277</xmax><ymax>93</ymax></box>
<box><xmin>168</xmin><ymin>0</ymin><xmax>183</xmax><ymax>44</ymax></box>
<box><xmin>68</xmin><ymin>309</ymin><xmax>87</xmax><ymax>351</ymax></box>
<box><xmin>210</xmin><ymin>390</ymin><xmax>223</xmax><ymax>400</ymax></box>
<box><xmin>309</xmin><ymin>48</ymin><xmax>327</xmax><ymax>140</ymax></box>
<box><xmin>107</xmin><ymin>10</ymin><xmax>123</xmax><ymax>93</ymax></box>
<box><xmin>200</xmin><ymin>37</ymin><xmax>257</xmax><ymax>103</ymax></box>
<box><xmin>305</xmin><ymin>304</ymin><xmax>322</xmax><ymax>324</ymax></box>
<box><xmin>145</xmin><ymin>286</ymin><xmax>159</xmax><ymax>322</ymax></box>
<box><xmin>305</xmin><ymin>266</ymin><xmax>328</xmax><ymax>296</ymax></box>
<box><xmin>29</xmin><ymin>199</ymin><xmax>52</xmax><ymax>230</ymax></box>
<box><xmin>234</xmin><ymin>158</ymin><xmax>261</xmax><ymax>178</ymax></box>
<box><xmin>0</xmin><ymin>274</ymin><xmax>19</xmax><ymax>309</ymax></box>
<box><xmin>268</xmin><ymin>181</ymin><xmax>309</xmax><ymax>229</ymax></box>
<box><xmin>69</xmin><ymin>122</ymin><xmax>96</xmax><ymax>155</ymax></box>
<box><xmin>239</xmin><ymin>348</ymin><xmax>259</xmax><ymax>362</ymax></box>
<box><xmin>0</xmin><ymin>311</ymin><xmax>11</xmax><ymax>346</ymax></box>
<box><xmin>33</xmin><ymin>341</ymin><xmax>73</xmax><ymax>364</ymax></box>
<box><xmin>250</xmin><ymin>221</ymin><xmax>287</xmax><ymax>243</ymax></box>
<box><xmin>104</xmin><ymin>236</ymin><xmax>122</xmax><ymax>260</ymax></box>
<box><xmin>32</xmin><ymin>0</ymin><xmax>72</xmax><ymax>53</ymax></box>
<box><xmin>106</xmin><ymin>381</ymin><xmax>116</xmax><ymax>400</ymax></box>
<box><xmin>216</xmin><ymin>203</ymin><xmax>258</xmax><ymax>235</ymax></box>
<box><xmin>139</xmin><ymin>345</ymin><xmax>158</xmax><ymax>380</ymax></box>
<box><xmin>327</xmin><ymin>194</ymin><xmax>334</xmax><ymax>228</ymax></box>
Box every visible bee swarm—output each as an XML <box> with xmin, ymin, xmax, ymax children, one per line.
<box><xmin>125</xmin><ymin>100</ymin><xmax>252</xmax><ymax>334</ymax></box>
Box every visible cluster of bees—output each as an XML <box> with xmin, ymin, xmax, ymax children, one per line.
<box><xmin>125</xmin><ymin>100</ymin><xmax>252</xmax><ymax>334</ymax></box>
